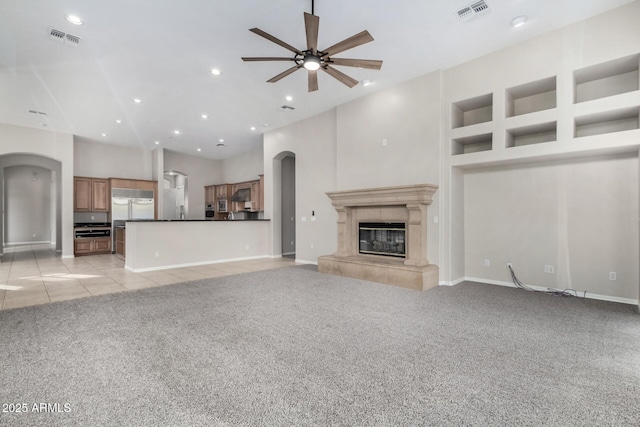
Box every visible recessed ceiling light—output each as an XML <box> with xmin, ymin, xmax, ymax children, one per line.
<box><xmin>250</xmin><ymin>126</ymin><xmax>256</xmax><ymax>131</ymax></box>
<box><xmin>263</xmin><ymin>123</ymin><xmax>270</xmax><ymax>127</ymax></box>
<box><xmin>285</xmin><ymin>95</ymin><xmax>293</xmax><ymax>102</ymax></box>
<box><xmin>174</xmin><ymin>130</ymin><xmax>180</xmax><ymax>135</ymax></box>
<box><xmin>65</xmin><ymin>15</ymin><xmax>83</xmax><ymax>25</ymax></box>
<box><xmin>155</xmin><ymin>141</ymin><xmax>160</xmax><ymax>145</ymax></box>
<box><xmin>115</xmin><ymin>119</ymin><xmax>122</xmax><ymax>124</ymax></box>
<box><xmin>133</xmin><ymin>98</ymin><xmax>142</xmax><ymax>103</ymax></box>
<box><xmin>201</xmin><ymin>114</ymin><xmax>208</xmax><ymax>119</ymax></box>
<box><xmin>211</xmin><ymin>68</ymin><xmax>221</xmax><ymax>75</ymax></box>
<box><xmin>197</xmin><ymin>148</ymin><xmax>202</xmax><ymax>152</ymax></box>
<box><xmin>511</xmin><ymin>15</ymin><xmax>528</xmax><ymax>28</ymax></box>
<box><xmin>219</xmin><ymin>138</ymin><xmax>224</xmax><ymax>143</ymax></box>
<box><xmin>101</xmin><ymin>133</ymin><xmax>108</xmax><ymax>137</ymax></box>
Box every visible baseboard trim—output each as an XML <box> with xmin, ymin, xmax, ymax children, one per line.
<box><xmin>463</xmin><ymin>276</ymin><xmax>639</xmax><ymax>306</ymax></box>
<box><xmin>125</xmin><ymin>255</ymin><xmax>270</xmax><ymax>273</ymax></box>
<box><xmin>5</xmin><ymin>240</ymin><xmax>51</xmax><ymax>246</ymax></box>
<box><xmin>295</xmin><ymin>259</ymin><xmax>318</xmax><ymax>266</ymax></box>
<box><xmin>439</xmin><ymin>277</ymin><xmax>466</xmax><ymax>286</ymax></box>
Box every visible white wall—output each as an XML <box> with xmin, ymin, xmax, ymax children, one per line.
<box><xmin>4</xmin><ymin>166</ymin><xmax>52</xmax><ymax>244</ymax></box>
<box><xmin>222</xmin><ymin>147</ymin><xmax>264</xmax><ymax>183</ymax></box>
<box><xmin>0</xmin><ymin>123</ymin><xmax>73</xmax><ymax>257</ymax></box>
<box><xmin>74</xmin><ymin>137</ymin><xmax>152</xmax><ymax>179</ymax></box>
<box><xmin>263</xmin><ymin>110</ymin><xmax>337</xmax><ymax>263</ymax></box>
<box><xmin>336</xmin><ymin>71</ymin><xmax>443</xmax><ymax>266</ymax></box>
<box><xmin>464</xmin><ymin>154</ymin><xmax>638</xmax><ymax>301</ymax></box>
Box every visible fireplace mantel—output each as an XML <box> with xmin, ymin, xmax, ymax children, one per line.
<box><xmin>318</xmin><ymin>184</ymin><xmax>439</xmax><ymax>291</ymax></box>
<box><xmin>325</xmin><ymin>184</ymin><xmax>438</xmax><ymax>208</ymax></box>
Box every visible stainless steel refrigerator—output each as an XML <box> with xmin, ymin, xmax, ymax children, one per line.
<box><xmin>111</xmin><ymin>188</ymin><xmax>155</xmax><ymax>250</ymax></box>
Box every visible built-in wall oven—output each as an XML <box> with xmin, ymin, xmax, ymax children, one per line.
<box><xmin>74</xmin><ymin>223</ymin><xmax>111</xmax><ymax>239</ymax></box>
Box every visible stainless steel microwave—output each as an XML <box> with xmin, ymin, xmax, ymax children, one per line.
<box><xmin>217</xmin><ymin>199</ymin><xmax>228</xmax><ymax>212</ymax></box>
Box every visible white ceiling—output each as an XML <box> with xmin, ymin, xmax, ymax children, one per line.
<box><xmin>0</xmin><ymin>0</ymin><xmax>634</xmax><ymax>159</ymax></box>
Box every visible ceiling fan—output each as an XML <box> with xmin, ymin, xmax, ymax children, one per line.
<box><xmin>241</xmin><ymin>0</ymin><xmax>382</xmax><ymax>92</ymax></box>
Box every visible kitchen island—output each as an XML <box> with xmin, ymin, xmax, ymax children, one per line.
<box><xmin>124</xmin><ymin>219</ymin><xmax>271</xmax><ymax>272</ymax></box>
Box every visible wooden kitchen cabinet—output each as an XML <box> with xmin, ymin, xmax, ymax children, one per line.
<box><xmin>204</xmin><ymin>185</ymin><xmax>216</xmax><ymax>204</ymax></box>
<box><xmin>115</xmin><ymin>227</ymin><xmax>126</xmax><ymax>258</ymax></box>
<box><xmin>258</xmin><ymin>174</ymin><xmax>264</xmax><ymax>212</ymax></box>
<box><xmin>74</xmin><ymin>237</ymin><xmax>111</xmax><ymax>256</ymax></box>
<box><xmin>74</xmin><ymin>177</ymin><xmax>110</xmax><ymax>212</ymax></box>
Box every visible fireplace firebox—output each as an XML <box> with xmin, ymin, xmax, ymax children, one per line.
<box><xmin>359</xmin><ymin>222</ymin><xmax>406</xmax><ymax>258</ymax></box>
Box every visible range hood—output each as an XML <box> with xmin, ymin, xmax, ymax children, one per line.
<box><xmin>230</xmin><ymin>188</ymin><xmax>251</xmax><ymax>202</ymax></box>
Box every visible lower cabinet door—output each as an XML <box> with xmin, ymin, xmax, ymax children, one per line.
<box><xmin>93</xmin><ymin>238</ymin><xmax>112</xmax><ymax>253</ymax></box>
<box><xmin>74</xmin><ymin>239</ymin><xmax>93</xmax><ymax>255</ymax></box>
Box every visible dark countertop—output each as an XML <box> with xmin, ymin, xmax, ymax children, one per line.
<box><xmin>123</xmin><ymin>219</ymin><xmax>270</xmax><ymax>224</ymax></box>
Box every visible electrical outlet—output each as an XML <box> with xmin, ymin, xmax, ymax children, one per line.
<box><xmin>155</xmin><ymin>251</ymin><xmax>160</xmax><ymax>257</ymax></box>
<box><xmin>484</xmin><ymin>259</ymin><xmax>490</xmax><ymax>267</ymax></box>
<box><xmin>310</xmin><ymin>243</ymin><xmax>314</xmax><ymax>249</ymax></box>
<box><xmin>609</xmin><ymin>272</ymin><xmax>617</xmax><ymax>281</ymax></box>
<box><xmin>507</xmin><ymin>262</ymin><xmax>512</xmax><ymax>269</ymax></box>
<box><xmin>544</xmin><ymin>265</ymin><xmax>555</xmax><ymax>274</ymax></box>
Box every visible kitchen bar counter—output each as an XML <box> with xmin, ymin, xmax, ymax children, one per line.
<box><xmin>124</xmin><ymin>219</ymin><xmax>271</xmax><ymax>272</ymax></box>
<box><xmin>125</xmin><ymin>218</ymin><xmax>270</xmax><ymax>222</ymax></box>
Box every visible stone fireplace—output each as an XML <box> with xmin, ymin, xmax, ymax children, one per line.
<box><xmin>318</xmin><ymin>184</ymin><xmax>439</xmax><ymax>291</ymax></box>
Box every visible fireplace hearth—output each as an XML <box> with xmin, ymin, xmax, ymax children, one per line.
<box><xmin>318</xmin><ymin>184</ymin><xmax>439</xmax><ymax>291</ymax></box>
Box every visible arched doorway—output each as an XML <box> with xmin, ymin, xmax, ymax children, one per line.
<box><xmin>272</xmin><ymin>151</ymin><xmax>296</xmax><ymax>258</ymax></box>
<box><xmin>0</xmin><ymin>154</ymin><xmax>62</xmax><ymax>257</ymax></box>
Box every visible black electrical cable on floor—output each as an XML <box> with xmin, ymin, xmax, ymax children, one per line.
<box><xmin>508</xmin><ymin>265</ymin><xmax>586</xmax><ymax>298</ymax></box>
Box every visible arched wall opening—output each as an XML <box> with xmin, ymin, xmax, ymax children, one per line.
<box><xmin>0</xmin><ymin>153</ymin><xmax>62</xmax><ymax>257</ymax></box>
<box><xmin>271</xmin><ymin>151</ymin><xmax>296</xmax><ymax>257</ymax></box>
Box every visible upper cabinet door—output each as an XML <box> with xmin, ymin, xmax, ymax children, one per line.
<box><xmin>91</xmin><ymin>179</ymin><xmax>110</xmax><ymax>212</ymax></box>
<box><xmin>74</xmin><ymin>177</ymin><xmax>92</xmax><ymax>211</ymax></box>
<box><xmin>74</xmin><ymin>177</ymin><xmax>110</xmax><ymax>212</ymax></box>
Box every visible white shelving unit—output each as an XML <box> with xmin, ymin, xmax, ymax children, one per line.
<box><xmin>450</xmin><ymin>53</ymin><xmax>640</xmax><ymax>167</ymax></box>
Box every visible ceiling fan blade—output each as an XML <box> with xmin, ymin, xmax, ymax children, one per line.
<box><xmin>242</xmin><ymin>57</ymin><xmax>297</xmax><ymax>62</ymax></box>
<box><xmin>322</xmin><ymin>30</ymin><xmax>374</xmax><ymax>56</ymax></box>
<box><xmin>322</xmin><ymin>65</ymin><xmax>358</xmax><ymax>88</ymax></box>
<box><xmin>304</xmin><ymin>12</ymin><xmax>319</xmax><ymax>54</ymax></box>
<box><xmin>267</xmin><ymin>65</ymin><xmax>303</xmax><ymax>83</ymax></box>
<box><xmin>249</xmin><ymin>28</ymin><xmax>303</xmax><ymax>55</ymax></box>
<box><xmin>328</xmin><ymin>58</ymin><xmax>383</xmax><ymax>70</ymax></box>
<box><xmin>308</xmin><ymin>70</ymin><xmax>318</xmax><ymax>92</ymax></box>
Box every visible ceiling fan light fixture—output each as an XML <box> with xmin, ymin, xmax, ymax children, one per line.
<box><xmin>303</xmin><ymin>54</ymin><xmax>321</xmax><ymax>71</ymax></box>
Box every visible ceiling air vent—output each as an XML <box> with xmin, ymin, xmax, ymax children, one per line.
<box><xmin>48</xmin><ymin>27</ymin><xmax>81</xmax><ymax>47</ymax></box>
<box><xmin>49</xmin><ymin>27</ymin><xmax>65</xmax><ymax>43</ymax></box>
<box><xmin>278</xmin><ymin>105</ymin><xmax>295</xmax><ymax>111</ymax></box>
<box><xmin>457</xmin><ymin>0</ymin><xmax>490</xmax><ymax>22</ymax></box>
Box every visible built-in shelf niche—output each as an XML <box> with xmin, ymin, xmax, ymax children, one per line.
<box><xmin>506</xmin><ymin>122</ymin><xmax>557</xmax><ymax>148</ymax></box>
<box><xmin>574</xmin><ymin>54</ymin><xmax>639</xmax><ymax>103</ymax></box>
<box><xmin>452</xmin><ymin>133</ymin><xmax>492</xmax><ymax>155</ymax></box>
<box><xmin>451</xmin><ymin>93</ymin><xmax>493</xmax><ymax>128</ymax></box>
<box><xmin>506</xmin><ymin>77</ymin><xmax>556</xmax><ymax>117</ymax></box>
<box><xmin>575</xmin><ymin>107</ymin><xmax>639</xmax><ymax>138</ymax></box>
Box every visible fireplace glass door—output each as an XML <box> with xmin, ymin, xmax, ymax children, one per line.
<box><xmin>359</xmin><ymin>222</ymin><xmax>406</xmax><ymax>258</ymax></box>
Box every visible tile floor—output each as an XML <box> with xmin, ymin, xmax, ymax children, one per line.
<box><xmin>0</xmin><ymin>244</ymin><xmax>298</xmax><ymax>311</ymax></box>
